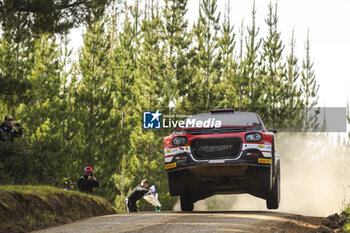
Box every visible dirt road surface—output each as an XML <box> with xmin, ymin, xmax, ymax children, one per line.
<box><xmin>33</xmin><ymin>211</ymin><xmax>324</xmax><ymax>233</ymax></box>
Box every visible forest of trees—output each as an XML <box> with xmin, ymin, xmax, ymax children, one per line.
<box><xmin>0</xmin><ymin>0</ymin><xmax>348</xmax><ymax>212</ymax></box>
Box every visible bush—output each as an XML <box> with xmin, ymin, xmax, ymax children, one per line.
<box><xmin>0</xmin><ymin>185</ymin><xmax>116</xmax><ymax>233</ymax></box>
<box><xmin>0</xmin><ymin>140</ymin><xmax>62</xmax><ymax>185</ymax></box>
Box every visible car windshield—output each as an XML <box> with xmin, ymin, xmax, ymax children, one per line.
<box><xmin>184</xmin><ymin>112</ymin><xmax>261</xmax><ymax>127</ymax></box>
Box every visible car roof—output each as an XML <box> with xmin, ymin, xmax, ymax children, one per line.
<box><xmin>189</xmin><ymin>111</ymin><xmax>257</xmax><ymax>117</ymax></box>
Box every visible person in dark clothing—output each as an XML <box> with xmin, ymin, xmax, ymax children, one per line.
<box><xmin>0</xmin><ymin>115</ymin><xmax>23</xmax><ymax>142</ymax></box>
<box><xmin>78</xmin><ymin>166</ymin><xmax>99</xmax><ymax>194</ymax></box>
<box><xmin>125</xmin><ymin>179</ymin><xmax>153</xmax><ymax>213</ymax></box>
<box><xmin>62</xmin><ymin>179</ymin><xmax>74</xmax><ymax>190</ymax></box>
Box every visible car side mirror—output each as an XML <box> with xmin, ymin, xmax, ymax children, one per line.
<box><xmin>269</xmin><ymin>129</ymin><xmax>277</xmax><ymax>133</ymax></box>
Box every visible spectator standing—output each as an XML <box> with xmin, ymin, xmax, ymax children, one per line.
<box><xmin>0</xmin><ymin>115</ymin><xmax>23</xmax><ymax>142</ymax></box>
<box><xmin>77</xmin><ymin>166</ymin><xmax>99</xmax><ymax>194</ymax></box>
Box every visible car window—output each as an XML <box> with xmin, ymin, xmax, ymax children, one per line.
<box><xmin>185</xmin><ymin>113</ymin><xmax>261</xmax><ymax>126</ymax></box>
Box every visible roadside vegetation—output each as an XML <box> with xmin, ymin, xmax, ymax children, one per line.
<box><xmin>0</xmin><ymin>185</ymin><xmax>116</xmax><ymax>233</ymax></box>
<box><xmin>0</xmin><ymin>0</ymin><xmax>349</xmax><ymax>218</ymax></box>
<box><xmin>343</xmin><ymin>208</ymin><xmax>350</xmax><ymax>232</ymax></box>
<box><xmin>344</xmin><ymin>113</ymin><xmax>350</xmax><ymax>232</ymax></box>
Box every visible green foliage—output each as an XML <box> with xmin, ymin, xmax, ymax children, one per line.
<box><xmin>300</xmin><ymin>30</ymin><xmax>320</xmax><ymax>131</ymax></box>
<box><xmin>0</xmin><ymin>34</ymin><xmax>32</xmax><ymax>111</ymax></box>
<box><xmin>0</xmin><ymin>0</ymin><xmax>327</xmax><ymax>212</ymax></box>
<box><xmin>243</xmin><ymin>1</ymin><xmax>262</xmax><ymax>111</ymax></box>
<box><xmin>301</xmin><ymin>30</ymin><xmax>319</xmax><ymax>108</ymax></box>
<box><xmin>0</xmin><ymin>141</ymin><xmax>61</xmax><ymax>185</ymax></box>
<box><xmin>0</xmin><ymin>0</ymin><xmax>111</xmax><ymax>38</ymax></box>
<box><xmin>162</xmin><ymin>0</ymin><xmax>191</xmax><ymax>106</ymax></box>
<box><xmin>216</xmin><ymin>0</ymin><xmax>235</xmax><ymax>109</ymax></box>
<box><xmin>345</xmin><ymin>208</ymin><xmax>350</xmax><ymax>231</ymax></box>
<box><xmin>260</xmin><ymin>2</ymin><xmax>285</xmax><ymax>128</ymax></box>
<box><xmin>184</xmin><ymin>0</ymin><xmax>222</xmax><ymax>113</ymax></box>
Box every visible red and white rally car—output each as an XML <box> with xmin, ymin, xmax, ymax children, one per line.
<box><xmin>163</xmin><ymin>109</ymin><xmax>280</xmax><ymax>211</ymax></box>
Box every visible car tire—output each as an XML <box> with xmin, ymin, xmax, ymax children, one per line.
<box><xmin>180</xmin><ymin>193</ymin><xmax>194</xmax><ymax>211</ymax></box>
<box><xmin>168</xmin><ymin>171</ymin><xmax>182</xmax><ymax>196</ymax></box>
<box><xmin>258</xmin><ymin>167</ymin><xmax>272</xmax><ymax>194</ymax></box>
<box><xmin>266</xmin><ymin>169</ymin><xmax>280</xmax><ymax>209</ymax></box>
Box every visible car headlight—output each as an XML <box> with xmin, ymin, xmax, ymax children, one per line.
<box><xmin>172</xmin><ymin>136</ymin><xmax>188</xmax><ymax>146</ymax></box>
<box><xmin>245</xmin><ymin>133</ymin><xmax>262</xmax><ymax>142</ymax></box>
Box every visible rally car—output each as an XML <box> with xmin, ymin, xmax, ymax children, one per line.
<box><xmin>163</xmin><ymin>109</ymin><xmax>280</xmax><ymax>211</ymax></box>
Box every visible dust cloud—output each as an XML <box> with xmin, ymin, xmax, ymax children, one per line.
<box><xmin>174</xmin><ymin>133</ymin><xmax>350</xmax><ymax>216</ymax></box>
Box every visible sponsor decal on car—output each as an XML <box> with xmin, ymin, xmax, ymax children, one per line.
<box><xmin>208</xmin><ymin>159</ymin><xmax>225</xmax><ymax>164</ymax></box>
<box><xmin>165</xmin><ymin>163</ymin><xmax>177</xmax><ymax>169</ymax></box>
<box><xmin>258</xmin><ymin>158</ymin><xmax>271</xmax><ymax>164</ymax></box>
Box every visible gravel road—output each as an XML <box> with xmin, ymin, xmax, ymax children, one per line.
<box><xmin>32</xmin><ymin>211</ymin><xmax>324</xmax><ymax>233</ymax></box>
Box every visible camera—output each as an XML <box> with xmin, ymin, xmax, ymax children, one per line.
<box><xmin>15</xmin><ymin>123</ymin><xmax>21</xmax><ymax>127</ymax></box>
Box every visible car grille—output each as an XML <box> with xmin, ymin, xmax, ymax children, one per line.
<box><xmin>186</xmin><ymin>127</ymin><xmax>247</xmax><ymax>135</ymax></box>
<box><xmin>190</xmin><ymin>137</ymin><xmax>242</xmax><ymax>160</ymax></box>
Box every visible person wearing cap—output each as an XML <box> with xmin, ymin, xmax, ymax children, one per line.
<box><xmin>0</xmin><ymin>115</ymin><xmax>23</xmax><ymax>142</ymax></box>
<box><xmin>77</xmin><ymin>166</ymin><xmax>99</xmax><ymax>194</ymax></box>
<box><xmin>125</xmin><ymin>179</ymin><xmax>153</xmax><ymax>213</ymax></box>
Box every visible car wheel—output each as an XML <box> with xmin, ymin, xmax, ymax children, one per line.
<box><xmin>168</xmin><ymin>171</ymin><xmax>182</xmax><ymax>196</ymax></box>
<box><xmin>180</xmin><ymin>193</ymin><xmax>194</xmax><ymax>211</ymax></box>
<box><xmin>266</xmin><ymin>169</ymin><xmax>280</xmax><ymax>209</ymax></box>
<box><xmin>258</xmin><ymin>167</ymin><xmax>272</xmax><ymax>194</ymax></box>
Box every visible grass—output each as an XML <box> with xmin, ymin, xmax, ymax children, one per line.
<box><xmin>0</xmin><ymin>185</ymin><xmax>117</xmax><ymax>233</ymax></box>
<box><xmin>343</xmin><ymin>208</ymin><xmax>350</xmax><ymax>232</ymax></box>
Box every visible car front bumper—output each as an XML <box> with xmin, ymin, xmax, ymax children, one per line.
<box><xmin>164</xmin><ymin>149</ymin><xmax>273</xmax><ymax>172</ymax></box>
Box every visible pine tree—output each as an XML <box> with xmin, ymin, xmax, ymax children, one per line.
<box><xmin>128</xmin><ymin>0</ymin><xmax>174</xmax><ymax>210</ymax></box>
<box><xmin>301</xmin><ymin>30</ymin><xmax>319</xmax><ymax>108</ymax></box>
<box><xmin>19</xmin><ymin>35</ymin><xmax>62</xmax><ymax>132</ymax></box>
<box><xmin>301</xmin><ymin>29</ymin><xmax>319</xmax><ymax>131</ymax></box>
<box><xmin>12</xmin><ymin>34</ymin><xmax>67</xmax><ymax>185</ymax></box>
<box><xmin>0</xmin><ymin>0</ymin><xmax>111</xmax><ymax>37</ymax></box>
<box><xmin>187</xmin><ymin>0</ymin><xmax>221</xmax><ymax>113</ymax></box>
<box><xmin>162</xmin><ymin>0</ymin><xmax>191</xmax><ymax>109</ymax></box>
<box><xmin>56</xmin><ymin>38</ymin><xmax>83</xmax><ymax>180</ymax></box>
<box><xmin>234</xmin><ymin>20</ymin><xmax>248</xmax><ymax>110</ymax></box>
<box><xmin>282</xmin><ymin>30</ymin><xmax>305</xmax><ymax>131</ymax></box>
<box><xmin>243</xmin><ymin>0</ymin><xmax>262</xmax><ymax>112</ymax></box>
<box><xmin>0</xmin><ymin>34</ymin><xmax>32</xmax><ymax>113</ymax></box>
<box><xmin>261</xmin><ymin>2</ymin><xmax>285</xmax><ymax>128</ymax></box>
<box><xmin>108</xmin><ymin>2</ymin><xmax>142</xmax><ymax>204</ymax></box>
<box><xmin>217</xmin><ymin>0</ymin><xmax>236</xmax><ymax>108</ymax></box>
<box><xmin>75</xmin><ymin>18</ymin><xmax>112</xmax><ymax>167</ymax></box>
